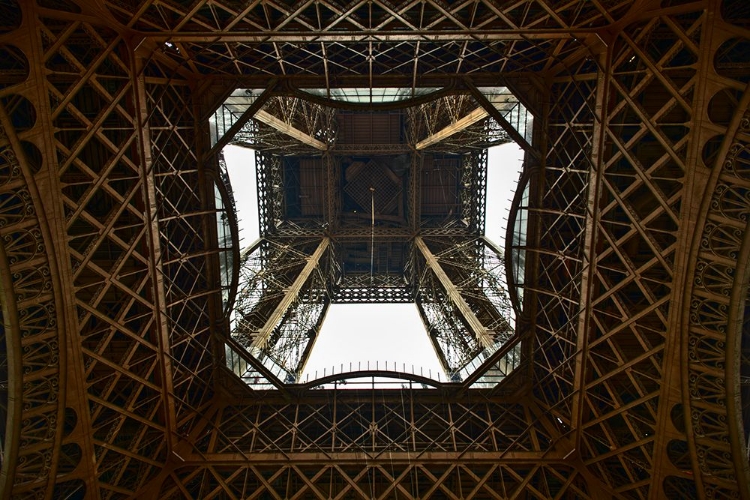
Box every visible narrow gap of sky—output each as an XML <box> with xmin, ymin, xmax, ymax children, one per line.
<box><xmin>223</xmin><ymin>142</ymin><xmax>524</xmax><ymax>379</ymax></box>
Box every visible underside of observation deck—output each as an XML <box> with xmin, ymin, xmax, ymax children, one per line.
<box><xmin>219</xmin><ymin>86</ymin><xmax>521</xmax><ymax>385</ymax></box>
<box><xmin>0</xmin><ymin>1</ymin><xmax>749</xmax><ymax>499</ymax></box>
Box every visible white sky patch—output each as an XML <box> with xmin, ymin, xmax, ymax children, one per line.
<box><xmin>300</xmin><ymin>303</ymin><xmax>444</xmax><ymax>382</ymax></box>
<box><xmin>486</xmin><ymin>142</ymin><xmax>525</xmax><ymax>247</ymax></box>
<box><xmin>223</xmin><ymin>144</ymin><xmax>259</xmax><ymax>247</ymax></box>
<box><xmin>222</xmin><ymin>141</ymin><xmax>524</xmax><ymax>380</ymax></box>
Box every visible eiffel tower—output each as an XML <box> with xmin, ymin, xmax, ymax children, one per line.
<box><xmin>0</xmin><ymin>1</ymin><xmax>749</xmax><ymax>498</ymax></box>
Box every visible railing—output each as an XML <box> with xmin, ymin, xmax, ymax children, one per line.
<box><xmin>224</xmin><ymin>336</ymin><xmax>523</xmax><ymax>391</ymax></box>
<box><xmin>302</xmin><ymin>360</ymin><xmax>447</xmax><ymax>384</ymax></box>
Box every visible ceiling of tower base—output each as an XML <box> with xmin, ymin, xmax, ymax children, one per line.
<box><xmin>343</xmin><ymin>158</ymin><xmax>404</xmax><ymax>219</ymax></box>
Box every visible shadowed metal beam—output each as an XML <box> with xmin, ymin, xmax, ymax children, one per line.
<box><xmin>205</xmin><ymin>82</ymin><xmax>276</xmax><ymax>160</ymax></box>
<box><xmin>293</xmin><ymin>301</ymin><xmax>330</xmax><ymax>378</ymax></box>
<box><xmin>465</xmin><ymin>82</ymin><xmax>539</xmax><ymax>160</ymax></box>
<box><xmin>415</xmin><ymin>299</ymin><xmax>453</xmax><ymax>375</ymax></box>
<box><xmin>146</xmin><ymin>31</ymin><xmax>591</xmax><ymax>43</ymax></box>
<box><xmin>570</xmin><ymin>58</ymin><xmax>607</xmax><ymax>453</ymax></box>
<box><xmin>133</xmin><ymin>56</ymin><xmax>179</xmax><ymax>456</ymax></box>
<box><xmin>254</xmin><ymin>109</ymin><xmax>328</xmax><ymax>151</ymax></box>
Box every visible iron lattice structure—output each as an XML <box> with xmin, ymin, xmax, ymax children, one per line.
<box><xmin>0</xmin><ymin>1</ymin><xmax>748</xmax><ymax>499</ymax></box>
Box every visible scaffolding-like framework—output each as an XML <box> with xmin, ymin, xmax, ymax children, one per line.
<box><xmin>0</xmin><ymin>1</ymin><xmax>749</xmax><ymax>499</ymax></box>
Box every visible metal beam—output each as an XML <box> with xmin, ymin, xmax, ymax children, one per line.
<box><xmin>466</xmin><ymin>82</ymin><xmax>539</xmax><ymax>160</ymax></box>
<box><xmin>251</xmin><ymin>237</ymin><xmax>330</xmax><ymax>349</ymax></box>
<box><xmin>409</xmin><ymin>152</ymin><xmax>423</xmax><ymax>232</ymax></box>
<box><xmin>415</xmin><ymin>300</ymin><xmax>453</xmax><ymax>375</ymax></box>
<box><xmin>570</xmin><ymin>49</ymin><xmax>608</xmax><ymax>452</ymax></box>
<box><xmin>414</xmin><ymin>237</ymin><xmax>493</xmax><ymax>348</ymax></box>
<box><xmin>324</xmin><ymin>152</ymin><xmax>337</xmax><ymax>231</ymax></box>
<box><xmin>293</xmin><ymin>301</ymin><xmax>329</xmax><ymax>377</ymax></box>
<box><xmin>144</xmin><ymin>30</ymin><xmax>592</xmax><ymax>43</ymax></box>
<box><xmin>254</xmin><ymin>109</ymin><xmax>328</xmax><ymax>151</ymax></box>
<box><xmin>415</xmin><ymin>106</ymin><xmax>489</xmax><ymax>150</ymax></box>
<box><xmin>205</xmin><ymin>82</ymin><xmax>276</xmax><ymax>161</ymax></box>
<box><xmin>177</xmin><ymin>451</ymin><xmax>568</xmax><ymax>464</ymax></box>
<box><xmin>133</xmin><ymin>54</ymin><xmax>179</xmax><ymax>455</ymax></box>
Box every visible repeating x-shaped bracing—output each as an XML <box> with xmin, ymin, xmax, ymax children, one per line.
<box><xmin>41</xmin><ymin>12</ymin><xmax>170</xmax><ymax>497</ymax></box>
<box><xmin>528</xmin><ymin>57</ymin><xmax>597</xmax><ymax>437</ymax></box>
<box><xmin>414</xmin><ymin>236</ymin><xmax>514</xmax><ymax>375</ymax></box>
<box><xmin>578</xmin><ymin>7</ymin><xmax>704</xmax><ymax>498</ymax></box>
<box><xmin>186</xmin><ymin>393</ymin><xmax>553</xmax><ymax>459</ymax></box>
<box><xmin>157</xmin><ymin>462</ymin><xmax>591</xmax><ymax>500</ymax></box>
<box><xmin>231</xmin><ymin>237</ymin><xmax>331</xmax><ymax>380</ymax></box>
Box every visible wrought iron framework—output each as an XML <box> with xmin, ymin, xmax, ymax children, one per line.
<box><xmin>0</xmin><ymin>1</ymin><xmax>748</xmax><ymax>499</ymax></box>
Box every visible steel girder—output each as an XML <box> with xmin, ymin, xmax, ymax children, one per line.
<box><xmin>231</xmin><ymin>236</ymin><xmax>332</xmax><ymax>380</ymax></box>
<box><xmin>517</xmin><ymin>2</ymin><xmax>750</xmax><ymax>498</ymax></box>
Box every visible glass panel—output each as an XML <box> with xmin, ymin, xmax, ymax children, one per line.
<box><xmin>301</xmin><ymin>87</ymin><xmax>441</xmax><ymax>104</ymax></box>
<box><xmin>209</xmin><ymin>88</ymin><xmax>265</xmax><ymax>146</ymax></box>
<box><xmin>511</xmin><ymin>181</ymin><xmax>530</xmax><ymax>306</ymax></box>
<box><xmin>478</xmin><ymin>87</ymin><xmax>535</xmax><ymax>146</ymax></box>
<box><xmin>224</xmin><ymin>342</ymin><xmax>276</xmax><ymax>390</ymax></box>
<box><xmin>214</xmin><ymin>180</ymin><xmax>234</xmax><ymax>311</ymax></box>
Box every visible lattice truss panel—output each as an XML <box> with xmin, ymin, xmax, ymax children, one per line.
<box><xmin>9</xmin><ymin>6</ymin><xmax>171</xmax><ymax>498</ymax></box>
<box><xmin>142</xmin><ymin>57</ymin><xmax>219</xmax><ymax>452</ymax></box>
<box><xmin>519</xmin><ymin>2</ymin><xmax>750</xmax><ymax>499</ymax></box>
<box><xmin>461</xmin><ymin>150</ymin><xmax>489</xmax><ymax>234</ymax></box>
<box><xmin>232</xmin><ymin>96</ymin><xmax>335</xmax><ymax>154</ymax></box>
<box><xmin>254</xmin><ymin>151</ymin><xmax>338</xmax><ymax>238</ymax></box>
<box><xmin>0</xmin><ymin>2</ymin><xmax>226</xmax><ymax>498</ymax></box>
<box><xmin>255</xmin><ymin>151</ymin><xmax>284</xmax><ymax>235</ymax></box>
<box><xmin>230</xmin><ymin>93</ymin><xmax>505</xmax><ymax>234</ymax></box>
<box><xmin>231</xmin><ymin>237</ymin><xmax>331</xmax><ymax>379</ymax></box>
<box><xmin>194</xmin><ymin>394</ymin><xmax>551</xmax><ymax>455</ymax></box>
<box><xmin>157</xmin><ymin>463</ymin><xmax>590</xmax><ymax>500</ymax></box>
<box><xmin>414</xmin><ymin>236</ymin><xmax>514</xmax><ymax>375</ymax></box>
<box><xmin>682</xmin><ymin>21</ymin><xmax>750</xmax><ymax>500</ymax></box>
<box><xmin>683</xmin><ymin>125</ymin><xmax>750</xmax><ymax>495</ymax></box>
<box><xmin>528</xmin><ymin>57</ymin><xmax>596</xmax><ymax>442</ymax></box>
<box><xmin>408</xmin><ymin>94</ymin><xmax>512</xmax><ymax>152</ymax></box>
<box><xmin>575</xmin><ymin>11</ymin><xmax>700</xmax><ymax>498</ymax></box>
<box><xmin>206</xmin><ymin>90</ymin><xmax>513</xmax><ymax>190</ymax></box>
<box><xmin>104</xmin><ymin>0</ymin><xmax>631</xmax><ymax>81</ymax></box>
<box><xmin>331</xmin><ymin>240</ymin><xmax>413</xmax><ymax>303</ymax></box>
<box><xmin>155</xmin><ymin>392</ymin><xmax>578</xmax><ymax>499</ymax></box>
<box><xmin>0</xmin><ymin>64</ymin><xmax>65</xmax><ymax>498</ymax></box>
<box><xmin>251</xmin><ymin>107</ymin><xmax>491</xmax><ymax>237</ymax></box>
